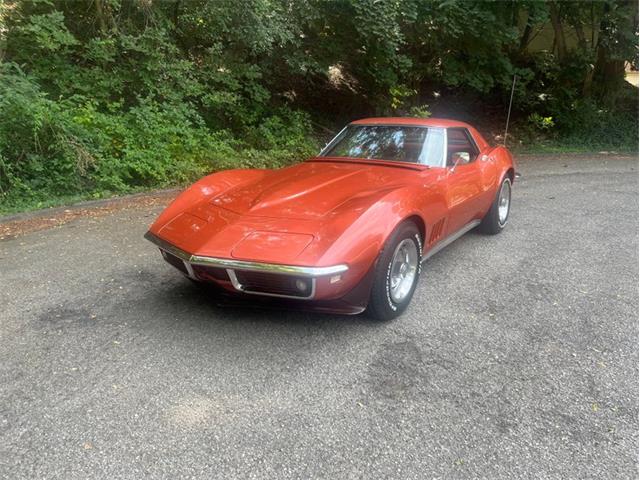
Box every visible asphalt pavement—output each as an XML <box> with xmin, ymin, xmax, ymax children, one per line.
<box><xmin>1</xmin><ymin>154</ymin><xmax>638</xmax><ymax>479</ymax></box>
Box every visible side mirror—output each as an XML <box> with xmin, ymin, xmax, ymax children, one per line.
<box><xmin>448</xmin><ymin>152</ymin><xmax>470</xmax><ymax>173</ymax></box>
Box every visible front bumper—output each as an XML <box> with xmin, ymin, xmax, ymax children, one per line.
<box><xmin>144</xmin><ymin>231</ymin><xmax>349</xmax><ymax>300</ymax></box>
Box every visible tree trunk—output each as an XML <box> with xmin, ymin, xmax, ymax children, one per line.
<box><xmin>93</xmin><ymin>0</ymin><xmax>117</xmax><ymax>34</ymax></box>
<box><xmin>582</xmin><ymin>68</ymin><xmax>594</xmax><ymax>97</ymax></box>
<box><xmin>594</xmin><ymin>50</ymin><xmax>626</xmax><ymax>107</ymax></box>
<box><xmin>573</xmin><ymin>21</ymin><xmax>593</xmax><ymax>96</ymax></box>
<box><xmin>574</xmin><ymin>22</ymin><xmax>587</xmax><ymax>51</ymax></box>
<box><xmin>173</xmin><ymin>0</ymin><xmax>181</xmax><ymax>28</ymax></box>
<box><xmin>94</xmin><ymin>0</ymin><xmax>108</xmax><ymax>34</ymax></box>
<box><xmin>591</xmin><ymin>2</ymin><xmax>628</xmax><ymax>107</ymax></box>
<box><xmin>549</xmin><ymin>2</ymin><xmax>567</xmax><ymax>62</ymax></box>
<box><xmin>519</xmin><ymin>13</ymin><xmax>533</xmax><ymax>51</ymax></box>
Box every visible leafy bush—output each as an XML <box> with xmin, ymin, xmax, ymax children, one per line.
<box><xmin>528</xmin><ymin>113</ymin><xmax>555</xmax><ymax>131</ymax></box>
<box><xmin>512</xmin><ymin>92</ymin><xmax>638</xmax><ymax>153</ymax></box>
<box><xmin>0</xmin><ymin>65</ymin><xmax>83</xmax><ymax>201</ymax></box>
<box><xmin>550</xmin><ymin>98</ymin><xmax>639</xmax><ymax>150</ymax></box>
<box><xmin>0</xmin><ymin>64</ymin><xmax>317</xmax><ymax>213</ymax></box>
<box><xmin>408</xmin><ymin>104</ymin><xmax>432</xmax><ymax>119</ymax></box>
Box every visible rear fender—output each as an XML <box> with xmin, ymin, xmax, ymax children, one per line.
<box><xmin>484</xmin><ymin>146</ymin><xmax>516</xmax><ymax>186</ymax></box>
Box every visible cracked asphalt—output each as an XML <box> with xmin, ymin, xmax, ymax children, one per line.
<box><xmin>1</xmin><ymin>154</ymin><xmax>638</xmax><ymax>479</ymax></box>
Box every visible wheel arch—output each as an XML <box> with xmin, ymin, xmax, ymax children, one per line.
<box><xmin>315</xmin><ymin>185</ymin><xmax>441</xmax><ymax>287</ymax></box>
<box><xmin>505</xmin><ymin>167</ymin><xmax>515</xmax><ymax>183</ymax></box>
<box><xmin>403</xmin><ymin>214</ymin><xmax>426</xmax><ymax>244</ymax></box>
<box><xmin>485</xmin><ymin>145</ymin><xmax>516</xmax><ymax>187</ymax></box>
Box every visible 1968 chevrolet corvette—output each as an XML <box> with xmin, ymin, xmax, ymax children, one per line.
<box><xmin>145</xmin><ymin>117</ymin><xmax>515</xmax><ymax>320</ymax></box>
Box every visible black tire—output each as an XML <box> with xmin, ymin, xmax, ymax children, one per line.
<box><xmin>366</xmin><ymin>222</ymin><xmax>422</xmax><ymax>321</ymax></box>
<box><xmin>479</xmin><ymin>176</ymin><xmax>512</xmax><ymax>235</ymax></box>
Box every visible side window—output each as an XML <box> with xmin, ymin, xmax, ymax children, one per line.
<box><xmin>446</xmin><ymin>128</ymin><xmax>479</xmax><ymax>167</ymax></box>
<box><xmin>418</xmin><ymin>128</ymin><xmax>446</xmax><ymax>167</ymax></box>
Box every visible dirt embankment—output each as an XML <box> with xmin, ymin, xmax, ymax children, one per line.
<box><xmin>0</xmin><ymin>190</ymin><xmax>179</xmax><ymax>240</ymax></box>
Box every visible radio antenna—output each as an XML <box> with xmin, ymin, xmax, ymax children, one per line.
<box><xmin>503</xmin><ymin>74</ymin><xmax>517</xmax><ymax>147</ymax></box>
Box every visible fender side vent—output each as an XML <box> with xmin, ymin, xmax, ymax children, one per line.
<box><xmin>428</xmin><ymin>218</ymin><xmax>445</xmax><ymax>246</ymax></box>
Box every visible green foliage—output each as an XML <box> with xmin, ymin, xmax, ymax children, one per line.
<box><xmin>408</xmin><ymin>105</ymin><xmax>432</xmax><ymax>119</ymax></box>
<box><xmin>0</xmin><ymin>0</ymin><xmax>637</xmax><ymax>212</ymax></box>
<box><xmin>514</xmin><ymin>88</ymin><xmax>638</xmax><ymax>153</ymax></box>
<box><xmin>0</xmin><ymin>64</ymin><xmax>82</xmax><ymax>201</ymax></box>
<box><xmin>0</xmin><ymin>62</ymin><xmax>316</xmax><ymax>212</ymax></box>
<box><xmin>389</xmin><ymin>85</ymin><xmax>417</xmax><ymax>111</ymax></box>
<box><xmin>549</xmin><ymin>98</ymin><xmax>638</xmax><ymax>150</ymax></box>
<box><xmin>528</xmin><ymin>113</ymin><xmax>555</xmax><ymax>131</ymax></box>
<box><xmin>13</xmin><ymin>11</ymin><xmax>78</xmax><ymax>52</ymax></box>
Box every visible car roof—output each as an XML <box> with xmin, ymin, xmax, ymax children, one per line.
<box><xmin>350</xmin><ymin>117</ymin><xmax>474</xmax><ymax>129</ymax></box>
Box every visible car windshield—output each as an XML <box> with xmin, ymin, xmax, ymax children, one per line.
<box><xmin>321</xmin><ymin>125</ymin><xmax>445</xmax><ymax>167</ymax></box>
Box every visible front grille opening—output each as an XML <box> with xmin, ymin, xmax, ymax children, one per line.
<box><xmin>234</xmin><ymin>271</ymin><xmax>313</xmax><ymax>298</ymax></box>
<box><xmin>161</xmin><ymin>250</ymin><xmax>188</xmax><ymax>275</ymax></box>
<box><xmin>192</xmin><ymin>265</ymin><xmax>230</xmax><ymax>282</ymax></box>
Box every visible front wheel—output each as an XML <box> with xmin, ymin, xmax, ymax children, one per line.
<box><xmin>366</xmin><ymin>222</ymin><xmax>422</xmax><ymax>321</ymax></box>
<box><xmin>479</xmin><ymin>176</ymin><xmax>511</xmax><ymax>235</ymax></box>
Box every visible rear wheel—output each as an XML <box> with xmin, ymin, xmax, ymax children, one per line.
<box><xmin>479</xmin><ymin>176</ymin><xmax>511</xmax><ymax>234</ymax></box>
<box><xmin>367</xmin><ymin>222</ymin><xmax>422</xmax><ymax>321</ymax></box>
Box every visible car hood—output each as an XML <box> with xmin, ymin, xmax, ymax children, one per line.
<box><xmin>207</xmin><ymin>160</ymin><xmax>415</xmax><ymax>220</ymax></box>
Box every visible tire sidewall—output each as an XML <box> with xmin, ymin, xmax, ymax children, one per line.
<box><xmin>370</xmin><ymin>222</ymin><xmax>422</xmax><ymax>320</ymax></box>
<box><xmin>497</xmin><ymin>177</ymin><xmax>512</xmax><ymax>229</ymax></box>
<box><xmin>480</xmin><ymin>174</ymin><xmax>512</xmax><ymax>234</ymax></box>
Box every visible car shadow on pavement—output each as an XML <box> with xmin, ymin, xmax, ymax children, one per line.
<box><xmin>145</xmin><ymin>275</ymin><xmax>384</xmax><ymax>332</ymax></box>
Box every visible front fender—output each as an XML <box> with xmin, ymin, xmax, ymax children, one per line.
<box><xmin>149</xmin><ymin>169</ymin><xmax>269</xmax><ymax>233</ymax></box>
<box><xmin>312</xmin><ymin>183</ymin><xmax>446</xmax><ymax>290</ymax></box>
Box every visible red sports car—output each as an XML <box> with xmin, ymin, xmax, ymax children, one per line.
<box><xmin>145</xmin><ymin>118</ymin><xmax>515</xmax><ymax>320</ymax></box>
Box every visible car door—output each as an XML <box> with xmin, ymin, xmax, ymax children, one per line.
<box><xmin>444</xmin><ymin>128</ymin><xmax>486</xmax><ymax>235</ymax></box>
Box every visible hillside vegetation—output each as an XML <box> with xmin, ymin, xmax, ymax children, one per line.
<box><xmin>0</xmin><ymin>0</ymin><xmax>637</xmax><ymax>213</ymax></box>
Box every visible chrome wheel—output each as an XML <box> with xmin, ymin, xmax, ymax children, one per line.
<box><xmin>498</xmin><ymin>179</ymin><xmax>511</xmax><ymax>226</ymax></box>
<box><xmin>389</xmin><ymin>238</ymin><xmax>419</xmax><ymax>303</ymax></box>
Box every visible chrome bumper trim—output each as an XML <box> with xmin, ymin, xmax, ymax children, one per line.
<box><xmin>144</xmin><ymin>231</ymin><xmax>349</xmax><ymax>277</ymax></box>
